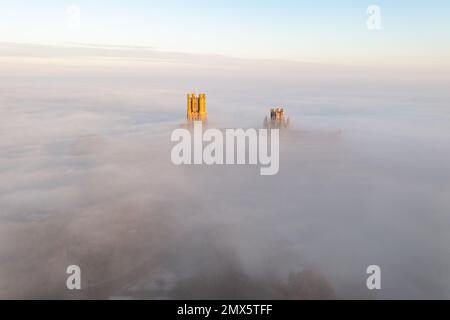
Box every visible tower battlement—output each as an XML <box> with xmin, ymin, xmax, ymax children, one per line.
<box><xmin>187</xmin><ymin>93</ymin><xmax>207</xmax><ymax>121</ymax></box>
<box><xmin>265</xmin><ymin>107</ymin><xmax>290</xmax><ymax>129</ymax></box>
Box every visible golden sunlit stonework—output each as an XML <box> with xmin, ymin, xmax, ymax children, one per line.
<box><xmin>264</xmin><ymin>107</ymin><xmax>290</xmax><ymax>129</ymax></box>
<box><xmin>186</xmin><ymin>94</ymin><xmax>289</xmax><ymax>129</ymax></box>
<box><xmin>187</xmin><ymin>93</ymin><xmax>207</xmax><ymax>121</ymax></box>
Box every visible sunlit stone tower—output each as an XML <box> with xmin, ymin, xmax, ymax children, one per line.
<box><xmin>199</xmin><ymin>94</ymin><xmax>207</xmax><ymax>117</ymax></box>
<box><xmin>264</xmin><ymin>107</ymin><xmax>289</xmax><ymax>129</ymax></box>
<box><xmin>187</xmin><ymin>93</ymin><xmax>207</xmax><ymax>121</ymax></box>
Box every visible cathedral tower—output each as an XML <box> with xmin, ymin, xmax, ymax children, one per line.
<box><xmin>187</xmin><ymin>93</ymin><xmax>207</xmax><ymax>121</ymax></box>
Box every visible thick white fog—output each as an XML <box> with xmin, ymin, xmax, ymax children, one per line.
<box><xmin>1</xmin><ymin>44</ymin><xmax>450</xmax><ymax>299</ymax></box>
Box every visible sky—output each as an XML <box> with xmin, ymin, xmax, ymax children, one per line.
<box><xmin>0</xmin><ymin>0</ymin><xmax>449</xmax><ymax>67</ymax></box>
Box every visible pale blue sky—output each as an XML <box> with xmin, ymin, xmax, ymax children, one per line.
<box><xmin>0</xmin><ymin>0</ymin><xmax>449</xmax><ymax>65</ymax></box>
